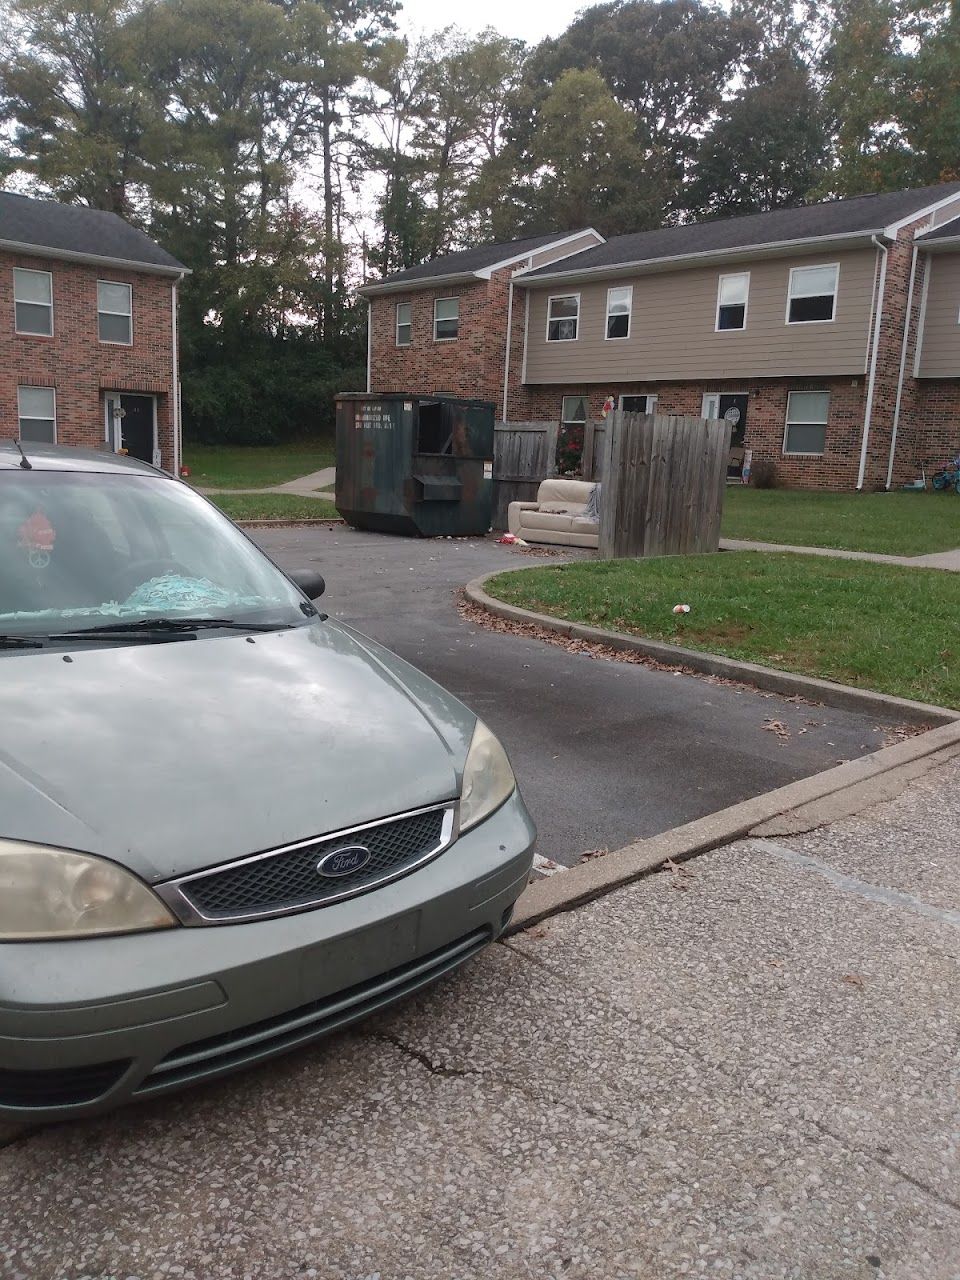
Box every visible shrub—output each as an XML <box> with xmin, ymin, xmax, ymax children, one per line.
<box><xmin>750</xmin><ymin>457</ymin><xmax>780</xmax><ymax>489</ymax></box>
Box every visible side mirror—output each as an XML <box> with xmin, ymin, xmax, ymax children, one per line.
<box><xmin>288</xmin><ymin>568</ymin><xmax>326</xmax><ymax>600</ymax></box>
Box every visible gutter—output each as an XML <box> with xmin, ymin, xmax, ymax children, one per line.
<box><xmin>502</xmin><ymin>276</ymin><xmax>515</xmax><ymax>421</ymax></box>
<box><xmin>0</xmin><ymin>236</ymin><xmax>188</xmax><ymax>278</ymax></box>
<box><xmin>513</xmin><ymin>229</ymin><xmax>882</xmax><ymax>287</ymax></box>
<box><xmin>857</xmin><ymin>235</ymin><xmax>890</xmax><ymax>491</ymax></box>
<box><xmin>886</xmin><ymin>244</ymin><xmax>920</xmax><ymax>489</ymax></box>
<box><xmin>170</xmin><ymin>274</ymin><xmax>184</xmax><ymax>476</ymax></box>
<box><xmin>366</xmin><ymin>300</ymin><xmax>372</xmax><ymax>394</ymax></box>
<box><xmin>357</xmin><ymin>270</ymin><xmax>479</xmax><ymax>298</ymax></box>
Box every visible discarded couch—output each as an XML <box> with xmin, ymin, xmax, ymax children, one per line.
<box><xmin>507</xmin><ymin>478</ymin><xmax>600</xmax><ymax>549</ymax></box>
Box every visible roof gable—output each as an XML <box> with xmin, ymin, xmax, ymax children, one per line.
<box><xmin>0</xmin><ymin>191</ymin><xmax>186</xmax><ymax>274</ymax></box>
<box><xmin>358</xmin><ymin>230</ymin><xmax>600</xmax><ymax>294</ymax></box>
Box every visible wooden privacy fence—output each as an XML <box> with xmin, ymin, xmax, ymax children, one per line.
<box><xmin>492</xmin><ymin>421</ymin><xmax>558</xmax><ymax>530</ymax></box>
<box><xmin>598</xmin><ymin>411</ymin><xmax>731</xmax><ymax>559</ymax></box>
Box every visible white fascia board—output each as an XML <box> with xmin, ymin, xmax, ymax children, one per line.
<box><xmin>511</xmin><ymin>230</ymin><xmax>883</xmax><ymax>287</ymax></box>
<box><xmin>0</xmin><ymin>237</ymin><xmax>189</xmax><ymax>276</ymax></box>
<box><xmin>357</xmin><ymin>271</ymin><xmax>479</xmax><ymax>298</ymax></box>
<box><xmin>885</xmin><ymin>190</ymin><xmax>960</xmax><ymax>236</ymax></box>
<box><xmin>915</xmin><ymin>234</ymin><xmax>960</xmax><ymax>252</ymax></box>
<box><xmin>474</xmin><ymin>228</ymin><xmax>606</xmax><ymax>278</ymax></box>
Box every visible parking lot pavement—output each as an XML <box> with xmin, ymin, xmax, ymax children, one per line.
<box><xmin>254</xmin><ymin>525</ymin><xmax>906</xmax><ymax>866</ymax></box>
<box><xmin>3</xmin><ymin>753</ymin><xmax>958</xmax><ymax>1279</ymax></box>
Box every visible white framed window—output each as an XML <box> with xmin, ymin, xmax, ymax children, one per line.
<box><xmin>547</xmin><ymin>294</ymin><xmax>580</xmax><ymax>342</ymax></box>
<box><xmin>787</xmin><ymin>264</ymin><xmax>839</xmax><ymax>324</ymax></box>
<box><xmin>561</xmin><ymin>394</ymin><xmax>587</xmax><ymax>426</ymax></box>
<box><xmin>784</xmin><ymin>390</ymin><xmax>829</xmax><ymax>455</ymax></box>
<box><xmin>605</xmin><ymin>286</ymin><xmax>632</xmax><ymax>339</ymax></box>
<box><xmin>433</xmin><ymin>297</ymin><xmax>459</xmax><ymax>341</ymax></box>
<box><xmin>13</xmin><ymin>268</ymin><xmax>53</xmax><ymax>336</ymax></box>
<box><xmin>98</xmin><ymin>281</ymin><xmax>132</xmax><ymax>344</ymax></box>
<box><xmin>395</xmin><ymin>301</ymin><xmax>411</xmax><ymax>346</ymax></box>
<box><xmin>716</xmin><ymin>272</ymin><xmax>749</xmax><ymax>330</ymax></box>
<box><xmin>619</xmin><ymin>394</ymin><xmax>657</xmax><ymax>414</ymax></box>
<box><xmin>18</xmin><ymin>385</ymin><xmax>56</xmax><ymax>443</ymax></box>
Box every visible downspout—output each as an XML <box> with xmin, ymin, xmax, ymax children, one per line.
<box><xmin>856</xmin><ymin>235</ymin><xmax>889</xmax><ymax>490</ymax></box>
<box><xmin>171</xmin><ymin>274</ymin><xmax>183</xmax><ymax>477</ymax></box>
<box><xmin>365</xmin><ymin>300</ymin><xmax>372</xmax><ymax>393</ymax></box>
<box><xmin>886</xmin><ymin>243</ymin><xmax>919</xmax><ymax>490</ymax></box>
<box><xmin>502</xmin><ymin>277</ymin><xmax>515</xmax><ymax>421</ymax></box>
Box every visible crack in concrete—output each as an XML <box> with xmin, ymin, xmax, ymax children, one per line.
<box><xmin>501</xmin><ymin>928</ymin><xmax>960</xmax><ymax>1220</ymax></box>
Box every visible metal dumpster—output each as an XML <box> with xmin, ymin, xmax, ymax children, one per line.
<box><xmin>335</xmin><ymin>393</ymin><xmax>495</xmax><ymax>537</ymax></box>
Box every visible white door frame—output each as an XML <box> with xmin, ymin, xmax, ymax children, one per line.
<box><xmin>702</xmin><ymin>390</ymin><xmax>749</xmax><ymax>419</ymax></box>
<box><xmin>105</xmin><ymin>392</ymin><xmax>158</xmax><ymax>463</ymax></box>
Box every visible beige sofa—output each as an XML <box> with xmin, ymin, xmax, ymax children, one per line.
<box><xmin>507</xmin><ymin>478</ymin><xmax>599</xmax><ymax>548</ymax></box>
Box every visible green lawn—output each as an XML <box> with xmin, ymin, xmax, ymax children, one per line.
<box><xmin>485</xmin><ymin>554</ymin><xmax>960</xmax><ymax>708</ymax></box>
<box><xmin>721</xmin><ymin>488</ymin><xmax>960</xmax><ymax>556</ymax></box>
<box><xmin>210</xmin><ymin>493</ymin><xmax>340</xmax><ymax>522</ymax></box>
<box><xmin>184</xmin><ymin>441</ymin><xmax>335</xmax><ymax>489</ymax></box>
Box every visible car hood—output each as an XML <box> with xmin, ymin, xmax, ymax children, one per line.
<box><xmin>0</xmin><ymin>621</ymin><xmax>475</xmax><ymax>881</ymax></box>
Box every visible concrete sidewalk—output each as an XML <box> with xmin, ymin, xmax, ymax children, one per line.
<box><xmin>197</xmin><ymin>466</ymin><xmax>336</xmax><ymax>498</ymax></box>
<box><xmin>722</xmin><ymin>535</ymin><xmax>960</xmax><ymax>571</ymax></box>
<box><xmin>2</xmin><ymin>747</ymin><xmax>959</xmax><ymax>1278</ymax></box>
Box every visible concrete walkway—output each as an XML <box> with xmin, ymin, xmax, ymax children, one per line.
<box><xmin>197</xmin><ymin>465</ymin><xmax>336</xmax><ymax>498</ymax></box>
<box><xmin>722</xmin><ymin>535</ymin><xmax>960</xmax><ymax>571</ymax></box>
<box><xmin>2</xmin><ymin>744</ymin><xmax>958</xmax><ymax>1278</ymax></box>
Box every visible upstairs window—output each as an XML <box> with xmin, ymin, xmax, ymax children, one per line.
<box><xmin>396</xmin><ymin>301</ymin><xmax>411</xmax><ymax>346</ymax></box>
<box><xmin>716</xmin><ymin>272</ymin><xmax>749</xmax><ymax>330</ymax></box>
<box><xmin>433</xmin><ymin>297</ymin><xmax>459</xmax><ymax>340</ymax></box>
<box><xmin>787</xmin><ymin>264</ymin><xmax>839</xmax><ymax>324</ymax></box>
<box><xmin>547</xmin><ymin>294</ymin><xmax>579</xmax><ymax>341</ymax></box>
<box><xmin>784</xmin><ymin>390</ymin><xmax>829</xmax><ymax>455</ymax></box>
<box><xmin>605</xmin><ymin>286</ymin><xmax>632</xmax><ymax>339</ymax></box>
<box><xmin>18</xmin><ymin>386</ymin><xmax>56</xmax><ymax>443</ymax></box>
<box><xmin>98</xmin><ymin>281</ymin><xmax>133</xmax><ymax>344</ymax></box>
<box><xmin>14</xmin><ymin>268</ymin><xmax>53</xmax><ymax>336</ymax></box>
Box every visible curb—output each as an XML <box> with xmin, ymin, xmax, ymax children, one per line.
<box><xmin>465</xmin><ymin>570</ymin><xmax>959</xmax><ymax>729</ymax></box>
<box><xmin>506</xmin><ymin>719</ymin><xmax>960</xmax><ymax>933</ymax></box>
<box><xmin>235</xmin><ymin>518</ymin><xmax>345</xmax><ymax>529</ymax></box>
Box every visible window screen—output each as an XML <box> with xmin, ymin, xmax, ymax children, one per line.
<box><xmin>716</xmin><ymin>273</ymin><xmax>749</xmax><ymax>330</ymax></box>
<box><xmin>14</xmin><ymin>268</ymin><xmax>53</xmax><ymax>336</ymax></box>
<box><xmin>788</xmin><ymin>265</ymin><xmax>838</xmax><ymax>323</ymax></box>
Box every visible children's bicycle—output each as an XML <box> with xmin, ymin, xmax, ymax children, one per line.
<box><xmin>931</xmin><ymin>456</ymin><xmax>960</xmax><ymax>494</ymax></box>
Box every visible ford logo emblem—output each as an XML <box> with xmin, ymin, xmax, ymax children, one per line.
<box><xmin>317</xmin><ymin>844</ymin><xmax>371</xmax><ymax>877</ymax></box>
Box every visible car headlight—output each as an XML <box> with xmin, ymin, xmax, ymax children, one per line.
<box><xmin>459</xmin><ymin>720</ymin><xmax>516</xmax><ymax>832</ymax></box>
<box><xmin>0</xmin><ymin>841</ymin><xmax>177</xmax><ymax>941</ymax></box>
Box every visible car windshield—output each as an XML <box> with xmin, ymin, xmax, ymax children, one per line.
<box><xmin>0</xmin><ymin>471</ymin><xmax>310</xmax><ymax>637</ymax></box>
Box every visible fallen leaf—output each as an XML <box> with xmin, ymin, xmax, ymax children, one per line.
<box><xmin>841</xmin><ymin>973</ymin><xmax>865</xmax><ymax>989</ymax></box>
<box><xmin>578</xmin><ymin>847</ymin><xmax>608</xmax><ymax>863</ymax></box>
<box><xmin>662</xmin><ymin>856</ymin><xmax>694</xmax><ymax>890</ymax></box>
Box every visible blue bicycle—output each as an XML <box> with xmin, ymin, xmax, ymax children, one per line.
<box><xmin>931</xmin><ymin>455</ymin><xmax>960</xmax><ymax>494</ymax></box>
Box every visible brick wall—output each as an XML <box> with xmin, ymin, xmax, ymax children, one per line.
<box><xmin>368</xmin><ymin>267</ymin><xmax>522</xmax><ymax>409</ymax></box>
<box><xmin>0</xmin><ymin>251</ymin><xmax>176</xmax><ymax>468</ymax></box>
<box><xmin>508</xmin><ymin>377</ymin><xmax>869</xmax><ymax>490</ymax></box>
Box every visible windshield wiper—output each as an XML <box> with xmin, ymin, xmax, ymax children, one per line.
<box><xmin>0</xmin><ymin>634</ymin><xmax>45</xmax><ymax>649</ymax></box>
<box><xmin>57</xmin><ymin>617</ymin><xmax>296</xmax><ymax>640</ymax></box>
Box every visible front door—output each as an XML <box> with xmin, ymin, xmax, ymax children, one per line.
<box><xmin>702</xmin><ymin>392</ymin><xmax>748</xmax><ymax>477</ymax></box>
<box><xmin>119</xmin><ymin>395</ymin><xmax>155</xmax><ymax>463</ymax></box>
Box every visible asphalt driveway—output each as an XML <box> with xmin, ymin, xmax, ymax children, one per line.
<box><xmin>254</xmin><ymin>525</ymin><xmax>901</xmax><ymax>866</ymax></box>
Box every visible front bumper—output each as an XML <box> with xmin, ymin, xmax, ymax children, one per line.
<box><xmin>0</xmin><ymin>793</ymin><xmax>535</xmax><ymax>1122</ymax></box>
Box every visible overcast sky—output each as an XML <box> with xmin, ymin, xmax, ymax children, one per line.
<box><xmin>396</xmin><ymin>0</ymin><xmax>588</xmax><ymax>43</ymax></box>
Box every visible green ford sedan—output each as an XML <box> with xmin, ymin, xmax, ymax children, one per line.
<box><xmin>0</xmin><ymin>443</ymin><xmax>535</xmax><ymax>1122</ymax></box>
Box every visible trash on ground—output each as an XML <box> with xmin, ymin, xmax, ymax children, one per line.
<box><xmin>672</xmin><ymin>603</ymin><xmax>691</xmax><ymax>615</ymax></box>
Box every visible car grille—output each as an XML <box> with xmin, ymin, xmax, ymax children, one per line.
<box><xmin>135</xmin><ymin>927</ymin><xmax>491</xmax><ymax>1097</ymax></box>
<box><xmin>169</xmin><ymin>804</ymin><xmax>454</xmax><ymax>923</ymax></box>
<box><xmin>0</xmin><ymin>1061</ymin><xmax>131</xmax><ymax>1110</ymax></box>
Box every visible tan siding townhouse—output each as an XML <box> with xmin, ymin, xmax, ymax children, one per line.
<box><xmin>360</xmin><ymin>184</ymin><xmax>960</xmax><ymax>491</ymax></box>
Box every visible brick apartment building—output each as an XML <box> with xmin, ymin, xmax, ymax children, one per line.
<box><xmin>360</xmin><ymin>184</ymin><xmax>960</xmax><ymax>490</ymax></box>
<box><xmin>0</xmin><ymin>191</ymin><xmax>188</xmax><ymax>473</ymax></box>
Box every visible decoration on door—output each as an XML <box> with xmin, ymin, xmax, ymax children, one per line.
<box><xmin>723</xmin><ymin>406</ymin><xmax>741</xmax><ymax>426</ymax></box>
<box><xmin>601</xmin><ymin>395</ymin><xmax>615</xmax><ymax>419</ymax></box>
<box><xmin>17</xmin><ymin>510</ymin><xmax>56</xmax><ymax>568</ymax></box>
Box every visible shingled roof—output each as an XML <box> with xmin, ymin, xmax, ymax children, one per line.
<box><xmin>516</xmin><ymin>184</ymin><xmax>960</xmax><ymax>282</ymax></box>
<box><xmin>916</xmin><ymin>212</ymin><xmax>960</xmax><ymax>247</ymax></box>
<box><xmin>358</xmin><ymin>231</ymin><xmax>592</xmax><ymax>294</ymax></box>
<box><xmin>0</xmin><ymin>190</ymin><xmax>187</xmax><ymax>274</ymax></box>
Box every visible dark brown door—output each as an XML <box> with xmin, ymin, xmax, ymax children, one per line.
<box><xmin>120</xmin><ymin>395</ymin><xmax>154</xmax><ymax>463</ymax></box>
<box><xmin>719</xmin><ymin>393</ymin><xmax>748</xmax><ymax>476</ymax></box>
